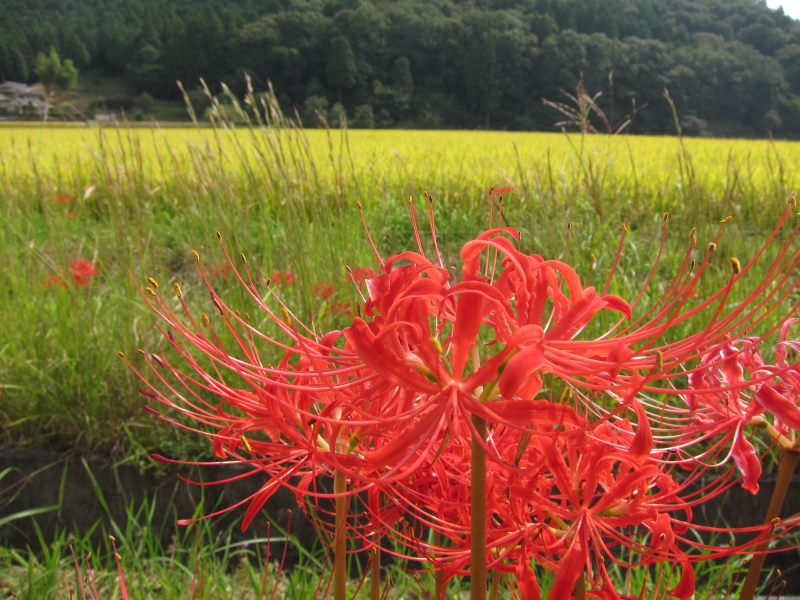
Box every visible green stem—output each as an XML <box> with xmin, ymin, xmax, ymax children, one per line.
<box><xmin>471</xmin><ymin>414</ymin><xmax>487</xmax><ymax>600</ymax></box>
<box><xmin>739</xmin><ymin>446</ymin><xmax>800</xmax><ymax>600</ymax></box>
<box><xmin>334</xmin><ymin>469</ymin><xmax>347</xmax><ymax>600</ymax></box>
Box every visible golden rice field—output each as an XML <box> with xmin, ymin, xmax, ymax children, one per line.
<box><xmin>1</xmin><ymin>119</ymin><xmax>799</xmax><ymax>455</ymax></box>
<box><xmin>2</xmin><ymin>125</ymin><xmax>798</xmax><ymax>210</ymax></box>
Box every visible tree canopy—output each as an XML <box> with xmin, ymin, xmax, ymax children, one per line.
<box><xmin>3</xmin><ymin>0</ymin><xmax>800</xmax><ymax>136</ymax></box>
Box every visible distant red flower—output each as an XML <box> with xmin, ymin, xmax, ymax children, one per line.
<box><xmin>489</xmin><ymin>186</ymin><xmax>514</xmax><ymax>197</ymax></box>
<box><xmin>69</xmin><ymin>260</ymin><xmax>98</xmax><ymax>286</ymax></box>
<box><xmin>65</xmin><ymin>211</ymin><xmax>78</xmax><ymax>218</ymax></box>
<box><xmin>208</xmin><ymin>262</ymin><xmax>232</xmax><ymax>279</ymax></box>
<box><xmin>327</xmin><ymin>300</ymin><xmax>352</xmax><ymax>316</ymax></box>
<box><xmin>313</xmin><ymin>282</ymin><xmax>336</xmax><ymax>299</ymax></box>
<box><xmin>270</xmin><ymin>270</ymin><xmax>294</xmax><ymax>286</ymax></box>
<box><xmin>45</xmin><ymin>274</ymin><xmax>68</xmax><ymax>288</ymax></box>
<box><xmin>54</xmin><ymin>194</ymin><xmax>70</xmax><ymax>203</ymax></box>
<box><xmin>348</xmin><ymin>266</ymin><xmax>375</xmax><ymax>287</ymax></box>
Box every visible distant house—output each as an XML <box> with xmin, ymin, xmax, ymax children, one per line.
<box><xmin>0</xmin><ymin>81</ymin><xmax>48</xmax><ymax>118</ymax></box>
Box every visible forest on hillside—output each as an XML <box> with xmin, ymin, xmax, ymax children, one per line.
<box><xmin>1</xmin><ymin>0</ymin><xmax>800</xmax><ymax>136</ymax></box>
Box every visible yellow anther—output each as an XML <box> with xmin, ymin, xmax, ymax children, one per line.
<box><xmin>430</xmin><ymin>336</ymin><xmax>444</xmax><ymax>354</ymax></box>
<box><xmin>240</xmin><ymin>435</ymin><xmax>252</xmax><ymax>453</ymax></box>
<box><xmin>109</xmin><ymin>535</ymin><xmax>116</xmax><ymax>542</ymax></box>
<box><xmin>145</xmin><ymin>286</ymin><xmax>157</xmax><ymax>297</ymax></box>
<box><xmin>690</xmin><ymin>227</ymin><xmax>697</xmax><ymax>245</ymax></box>
<box><xmin>708</xmin><ymin>242</ymin><xmax>717</xmax><ymax>253</ymax></box>
<box><xmin>147</xmin><ymin>277</ymin><xmax>158</xmax><ymax>288</ymax></box>
<box><xmin>622</xmin><ymin>223</ymin><xmax>628</xmax><ymax>232</ymax></box>
<box><xmin>201</xmin><ymin>313</ymin><xmax>210</xmax><ymax>327</ymax></box>
<box><xmin>191</xmin><ymin>250</ymin><xmax>200</xmax><ymax>263</ymax></box>
<box><xmin>117</xmin><ymin>351</ymin><xmax>125</xmax><ymax>358</ymax></box>
<box><xmin>720</xmin><ymin>215</ymin><xmax>733</xmax><ymax>224</ymax></box>
<box><xmin>240</xmin><ymin>253</ymin><xmax>247</xmax><ymax>264</ymax></box>
<box><xmin>663</xmin><ymin>212</ymin><xmax>669</xmax><ymax>221</ymax></box>
<box><xmin>731</xmin><ymin>257</ymin><xmax>741</xmax><ymax>275</ymax></box>
<box><xmin>174</xmin><ymin>282</ymin><xmax>183</xmax><ymax>299</ymax></box>
<box><xmin>281</xmin><ymin>307</ymin><xmax>291</xmax><ymax>323</ymax></box>
<box><xmin>216</xmin><ymin>231</ymin><xmax>222</xmax><ymax>240</ymax></box>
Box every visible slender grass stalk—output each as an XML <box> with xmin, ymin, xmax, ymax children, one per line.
<box><xmin>470</xmin><ymin>414</ymin><xmax>487</xmax><ymax>600</ymax></box>
<box><xmin>334</xmin><ymin>469</ymin><xmax>348</xmax><ymax>600</ymax></box>
<box><xmin>739</xmin><ymin>446</ymin><xmax>800</xmax><ymax>600</ymax></box>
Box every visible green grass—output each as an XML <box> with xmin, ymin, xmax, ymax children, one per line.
<box><xmin>1</xmin><ymin>488</ymin><xmax>793</xmax><ymax>599</ymax></box>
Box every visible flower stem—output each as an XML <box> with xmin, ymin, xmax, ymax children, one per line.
<box><xmin>739</xmin><ymin>446</ymin><xmax>800</xmax><ymax>600</ymax></box>
<box><xmin>334</xmin><ymin>469</ymin><xmax>348</xmax><ymax>600</ymax></box>
<box><xmin>573</xmin><ymin>575</ymin><xmax>586</xmax><ymax>600</ymax></box>
<box><xmin>471</xmin><ymin>414</ymin><xmax>488</xmax><ymax>600</ymax></box>
<box><xmin>433</xmin><ymin>529</ymin><xmax>443</xmax><ymax>596</ymax></box>
<box><xmin>370</xmin><ymin>546</ymin><xmax>380</xmax><ymax>600</ymax></box>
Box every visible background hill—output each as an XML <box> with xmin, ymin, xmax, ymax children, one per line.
<box><xmin>1</xmin><ymin>0</ymin><xmax>800</xmax><ymax>136</ymax></box>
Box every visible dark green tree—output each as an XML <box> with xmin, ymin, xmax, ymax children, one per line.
<box><xmin>0</xmin><ymin>41</ymin><xmax>29</xmax><ymax>81</ymax></box>
<box><xmin>463</xmin><ymin>37</ymin><xmax>499</xmax><ymax>126</ymax></box>
<box><xmin>326</xmin><ymin>35</ymin><xmax>357</xmax><ymax>94</ymax></box>
<box><xmin>34</xmin><ymin>47</ymin><xmax>78</xmax><ymax>96</ymax></box>
<box><xmin>61</xmin><ymin>29</ymin><xmax>91</xmax><ymax>68</ymax></box>
<box><xmin>391</xmin><ymin>56</ymin><xmax>413</xmax><ymax>98</ymax></box>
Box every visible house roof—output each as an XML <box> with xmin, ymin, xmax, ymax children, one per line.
<box><xmin>0</xmin><ymin>81</ymin><xmax>45</xmax><ymax>98</ymax></box>
<box><xmin>0</xmin><ymin>81</ymin><xmax>30</xmax><ymax>93</ymax></box>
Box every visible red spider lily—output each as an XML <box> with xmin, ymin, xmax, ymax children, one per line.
<box><xmin>45</xmin><ymin>274</ymin><xmax>68</xmax><ymax>288</ymax></box>
<box><xmin>670</xmin><ymin>327</ymin><xmax>800</xmax><ymax>494</ymax></box>
<box><xmin>54</xmin><ymin>194</ymin><xmax>70</xmax><ymax>203</ymax></box>
<box><xmin>69</xmin><ymin>260</ymin><xmax>98</xmax><ymax>286</ymax></box>
<box><xmin>270</xmin><ymin>270</ymin><xmax>295</xmax><ymax>286</ymax></box>
<box><xmin>327</xmin><ymin>300</ymin><xmax>352</xmax><ymax>316</ymax></box>
<box><xmin>207</xmin><ymin>262</ymin><xmax>233</xmax><ymax>279</ymax></box>
<box><xmin>359</xmin><ymin>411</ymin><xmax>796</xmax><ymax>599</ymax></box>
<box><xmin>130</xmin><ymin>194</ymin><xmax>800</xmax><ymax>598</ymax></box>
<box><xmin>348</xmin><ymin>266</ymin><xmax>375</xmax><ymax>287</ymax></box>
<box><xmin>314</xmin><ymin>282</ymin><xmax>336</xmax><ymax>299</ymax></box>
<box><xmin>65</xmin><ymin>210</ymin><xmax>78</xmax><ymax>218</ymax></box>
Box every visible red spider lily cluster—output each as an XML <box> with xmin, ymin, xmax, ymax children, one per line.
<box><xmin>269</xmin><ymin>270</ymin><xmax>295</xmax><ymax>286</ymax></box>
<box><xmin>53</xmin><ymin>193</ymin><xmax>78</xmax><ymax>217</ymax></box>
<box><xmin>129</xmin><ymin>194</ymin><xmax>800</xmax><ymax>598</ymax></box>
<box><xmin>46</xmin><ymin>259</ymin><xmax>99</xmax><ymax>288</ymax></box>
<box><xmin>310</xmin><ymin>266</ymin><xmax>375</xmax><ymax>317</ymax></box>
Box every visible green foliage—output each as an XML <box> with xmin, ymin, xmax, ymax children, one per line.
<box><xmin>1</xmin><ymin>0</ymin><xmax>800</xmax><ymax>134</ymax></box>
